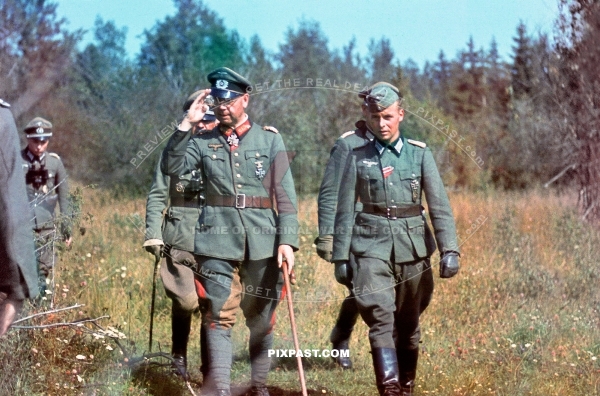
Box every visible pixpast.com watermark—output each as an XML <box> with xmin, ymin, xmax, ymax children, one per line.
<box><xmin>268</xmin><ymin>348</ymin><xmax>349</xmax><ymax>358</ymax></box>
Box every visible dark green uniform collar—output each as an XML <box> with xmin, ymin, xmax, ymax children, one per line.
<box><xmin>374</xmin><ymin>136</ymin><xmax>403</xmax><ymax>155</ymax></box>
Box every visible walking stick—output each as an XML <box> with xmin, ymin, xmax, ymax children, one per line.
<box><xmin>148</xmin><ymin>255</ymin><xmax>161</xmax><ymax>352</ymax></box>
<box><xmin>281</xmin><ymin>261</ymin><xmax>308</xmax><ymax>396</ymax></box>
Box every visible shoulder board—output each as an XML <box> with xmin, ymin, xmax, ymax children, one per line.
<box><xmin>48</xmin><ymin>152</ymin><xmax>61</xmax><ymax>159</ymax></box>
<box><xmin>0</xmin><ymin>98</ymin><xmax>10</xmax><ymax>108</ymax></box>
<box><xmin>407</xmin><ymin>139</ymin><xmax>426</xmax><ymax>148</ymax></box>
<box><xmin>340</xmin><ymin>130</ymin><xmax>355</xmax><ymax>139</ymax></box>
<box><xmin>263</xmin><ymin>126</ymin><xmax>278</xmax><ymax>134</ymax></box>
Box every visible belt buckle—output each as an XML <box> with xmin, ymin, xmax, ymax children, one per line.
<box><xmin>235</xmin><ymin>193</ymin><xmax>246</xmax><ymax>209</ymax></box>
<box><xmin>387</xmin><ymin>205</ymin><xmax>397</xmax><ymax>220</ymax></box>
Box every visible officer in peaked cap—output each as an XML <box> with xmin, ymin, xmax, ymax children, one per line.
<box><xmin>332</xmin><ymin>82</ymin><xmax>460</xmax><ymax>395</ymax></box>
<box><xmin>206</xmin><ymin>67</ymin><xmax>251</xmax><ymax>102</ymax></box>
<box><xmin>0</xmin><ymin>99</ymin><xmax>38</xmax><ymax>336</ymax></box>
<box><xmin>24</xmin><ymin>117</ymin><xmax>54</xmax><ymax>141</ymax></box>
<box><xmin>144</xmin><ymin>90</ymin><xmax>218</xmax><ymax>380</ymax></box>
<box><xmin>161</xmin><ymin>67</ymin><xmax>298</xmax><ymax>396</ymax></box>
<box><xmin>21</xmin><ymin>116</ymin><xmax>71</xmax><ymax>295</ymax></box>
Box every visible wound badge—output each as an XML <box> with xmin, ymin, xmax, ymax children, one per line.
<box><xmin>255</xmin><ymin>160</ymin><xmax>265</xmax><ymax>180</ymax></box>
<box><xmin>175</xmin><ymin>182</ymin><xmax>185</xmax><ymax>193</ymax></box>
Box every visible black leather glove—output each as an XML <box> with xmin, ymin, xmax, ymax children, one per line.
<box><xmin>315</xmin><ymin>235</ymin><xmax>333</xmax><ymax>262</ymax></box>
<box><xmin>439</xmin><ymin>251</ymin><xmax>460</xmax><ymax>278</ymax></box>
<box><xmin>334</xmin><ymin>261</ymin><xmax>350</xmax><ymax>285</ymax></box>
<box><xmin>144</xmin><ymin>245</ymin><xmax>162</xmax><ymax>260</ymax></box>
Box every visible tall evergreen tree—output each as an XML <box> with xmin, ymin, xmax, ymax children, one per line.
<box><xmin>511</xmin><ymin>22</ymin><xmax>534</xmax><ymax>99</ymax></box>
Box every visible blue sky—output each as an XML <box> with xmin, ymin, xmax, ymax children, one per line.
<box><xmin>56</xmin><ymin>0</ymin><xmax>560</xmax><ymax>68</ymax></box>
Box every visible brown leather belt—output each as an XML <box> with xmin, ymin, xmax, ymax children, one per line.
<box><xmin>206</xmin><ymin>194</ymin><xmax>272</xmax><ymax>209</ymax></box>
<box><xmin>170</xmin><ymin>196</ymin><xmax>202</xmax><ymax>208</ymax></box>
<box><xmin>362</xmin><ymin>204</ymin><xmax>422</xmax><ymax>219</ymax></box>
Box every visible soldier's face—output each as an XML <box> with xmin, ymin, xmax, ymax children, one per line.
<box><xmin>214</xmin><ymin>93</ymin><xmax>248</xmax><ymax>127</ymax></box>
<box><xmin>27</xmin><ymin>138</ymin><xmax>49</xmax><ymax>157</ymax></box>
<box><xmin>198</xmin><ymin>119</ymin><xmax>219</xmax><ymax>131</ymax></box>
<box><xmin>367</xmin><ymin>103</ymin><xmax>404</xmax><ymax>143</ymax></box>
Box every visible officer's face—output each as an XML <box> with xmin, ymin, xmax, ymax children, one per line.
<box><xmin>367</xmin><ymin>103</ymin><xmax>404</xmax><ymax>143</ymax></box>
<box><xmin>27</xmin><ymin>138</ymin><xmax>49</xmax><ymax>157</ymax></box>
<box><xmin>214</xmin><ymin>93</ymin><xmax>249</xmax><ymax>127</ymax></box>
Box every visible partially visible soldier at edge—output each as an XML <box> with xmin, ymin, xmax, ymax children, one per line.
<box><xmin>161</xmin><ymin>67</ymin><xmax>299</xmax><ymax>396</ymax></box>
<box><xmin>0</xmin><ymin>99</ymin><xmax>39</xmax><ymax>336</ymax></box>
<box><xmin>315</xmin><ymin>105</ymin><xmax>374</xmax><ymax>369</ymax></box>
<box><xmin>332</xmin><ymin>82</ymin><xmax>460</xmax><ymax>396</ymax></box>
<box><xmin>21</xmin><ymin>116</ymin><xmax>72</xmax><ymax>293</ymax></box>
<box><xmin>143</xmin><ymin>91</ymin><xmax>218</xmax><ymax>380</ymax></box>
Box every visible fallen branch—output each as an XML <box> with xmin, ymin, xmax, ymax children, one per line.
<box><xmin>544</xmin><ymin>163</ymin><xmax>577</xmax><ymax>188</ymax></box>
<box><xmin>13</xmin><ymin>303</ymin><xmax>85</xmax><ymax>324</ymax></box>
<box><xmin>12</xmin><ymin>316</ymin><xmax>109</xmax><ymax>330</ymax></box>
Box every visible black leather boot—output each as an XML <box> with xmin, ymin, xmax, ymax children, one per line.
<box><xmin>397</xmin><ymin>348</ymin><xmax>419</xmax><ymax>396</ymax></box>
<box><xmin>200</xmin><ymin>324</ymin><xmax>209</xmax><ymax>378</ymax></box>
<box><xmin>372</xmin><ymin>348</ymin><xmax>401</xmax><ymax>396</ymax></box>
<box><xmin>329</xmin><ymin>295</ymin><xmax>358</xmax><ymax>370</ymax></box>
<box><xmin>171</xmin><ymin>312</ymin><xmax>192</xmax><ymax>379</ymax></box>
<box><xmin>248</xmin><ymin>385</ymin><xmax>270</xmax><ymax>396</ymax></box>
<box><xmin>331</xmin><ymin>338</ymin><xmax>353</xmax><ymax>369</ymax></box>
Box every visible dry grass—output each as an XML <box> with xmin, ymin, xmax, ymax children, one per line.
<box><xmin>1</xmin><ymin>186</ymin><xmax>598</xmax><ymax>395</ymax></box>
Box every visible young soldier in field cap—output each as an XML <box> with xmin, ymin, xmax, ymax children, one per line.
<box><xmin>332</xmin><ymin>82</ymin><xmax>460</xmax><ymax>395</ymax></box>
<box><xmin>21</xmin><ymin>116</ymin><xmax>71</xmax><ymax>293</ymax></box>
<box><xmin>144</xmin><ymin>90</ymin><xmax>218</xmax><ymax>380</ymax></box>
<box><xmin>161</xmin><ymin>67</ymin><xmax>299</xmax><ymax>396</ymax></box>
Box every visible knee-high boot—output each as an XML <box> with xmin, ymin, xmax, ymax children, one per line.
<box><xmin>171</xmin><ymin>312</ymin><xmax>192</xmax><ymax>379</ymax></box>
<box><xmin>372</xmin><ymin>348</ymin><xmax>401</xmax><ymax>396</ymax></box>
<box><xmin>397</xmin><ymin>348</ymin><xmax>419</xmax><ymax>396</ymax></box>
<box><xmin>329</xmin><ymin>293</ymin><xmax>358</xmax><ymax>369</ymax></box>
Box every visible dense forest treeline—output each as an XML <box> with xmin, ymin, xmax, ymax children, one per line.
<box><xmin>1</xmin><ymin>0</ymin><xmax>599</xmax><ymax>220</ymax></box>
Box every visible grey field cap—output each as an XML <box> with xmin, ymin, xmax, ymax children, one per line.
<box><xmin>358</xmin><ymin>82</ymin><xmax>402</xmax><ymax>112</ymax></box>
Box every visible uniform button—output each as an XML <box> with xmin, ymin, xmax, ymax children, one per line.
<box><xmin>234</xmin><ymin>152</ymin><xmax>239</xmax><ymax>157</ymax></box>
<box><xmin>412</xmin><ymin>173</ymin><xmax>416</xmax><ymax>177</ymax></box>
<box><xmin>212</xmin><ymin>154</ymin><xmax>217</xmax><ymax>159</ymax></box>
<box><xmin>391</xmin><ymin>199</ymin><xmax>395</xmax><ymax>203</ymax></box>
<box><xmin>236</xmin><ymin>174</ymin><xmax>241</xmax><ymax>178</ymax></box>
<box><xmin>389</xmin><ymin>182</ymin><xmax>393</xmax><ymax>186</ymax></box>
<box><xmin>237</xmin><ymin>184</ymin><xmax>242</xmax><ymax>188</ymax></box>
<box><xmin>235</xmin><ymin>163</ymin><xmax>240</xmax><ymax>167</ymax></box>
<box><xmin>255</xmin><ymin>153</ymin><xmax>260</xmax><ymax>157</ymax></box>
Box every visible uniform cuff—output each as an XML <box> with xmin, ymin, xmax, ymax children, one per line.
<box><xmin>143</xmin><ymin>239</ymin><xmax>164</xmax><ymax>247</ymax></box>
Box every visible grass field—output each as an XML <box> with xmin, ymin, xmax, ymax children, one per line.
<box><xmin>0</xmin><ymin>186</ymin><xmax>598</xmax><ymax>395</ymax></box>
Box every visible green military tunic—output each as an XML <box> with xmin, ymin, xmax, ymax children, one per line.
<box><xmin>0</xmin><ymin>102</ymin><xmax>38</xmax><ymax>300</ymax></box>
<box><xmin>333</xmin><ymin>137</ymin><xmax>459</xmax><ymax>263</ymax></box>
<box><xmin>145</xmin><ymin>154</ymin><xmax>202</xmax><ymax>253</ymax></box>
<box><xmin>317</xmin><ymin>120</ymin><xmax>373</xmax><ymax>236</ymax></box>
<box><xmin>162</xmin><ymin>122</ymin><xmax>299</xmax><ymax>260</ymax></box>
<box><xmin>145</xmin><ymin>154</ymin><xmax>203</xmax><ymax>312</ymax></box>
